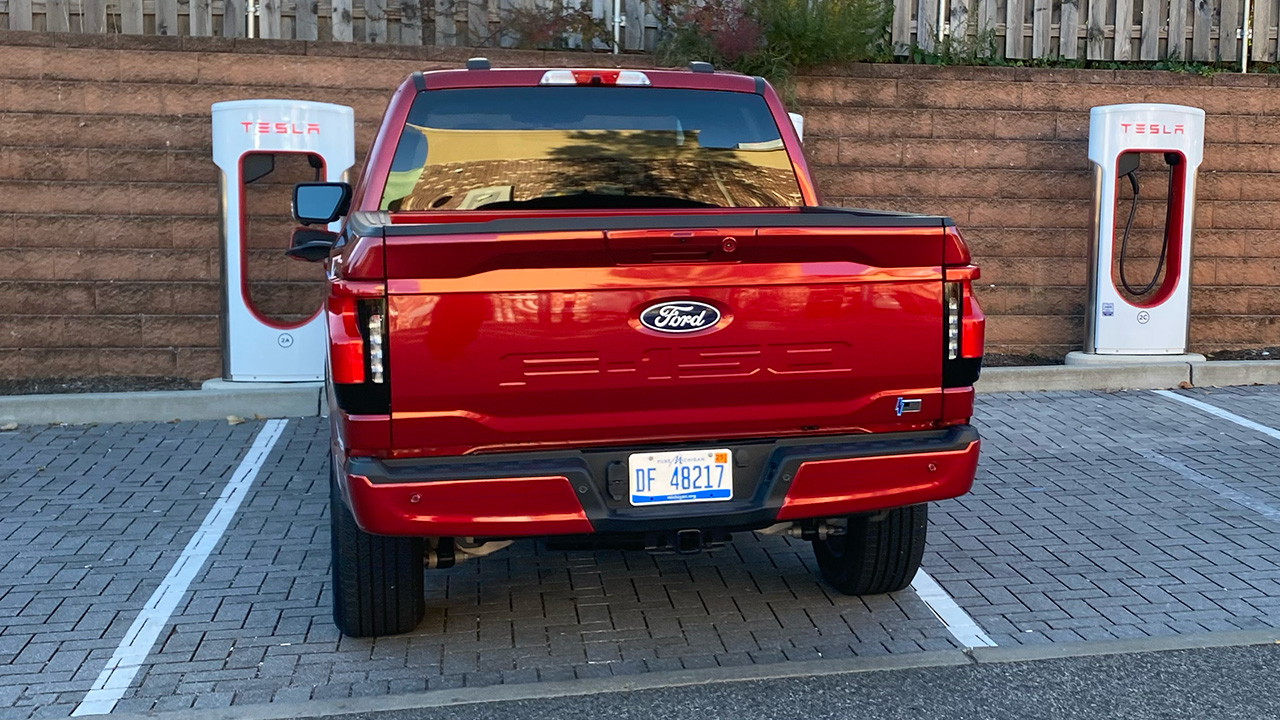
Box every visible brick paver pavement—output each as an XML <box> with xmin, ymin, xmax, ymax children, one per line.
<box><xmin>3</xmin><ymin>387</ymin><xmax>1280</xmax><ymax>717</ymax></box>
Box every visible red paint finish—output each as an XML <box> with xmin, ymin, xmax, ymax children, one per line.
<box><xmin>943</xmin><ymin>226</ymin><xmax>972</xmax><ymax>266</ymax></box>
<box><xmin>961</xmin><ymin>282</ymin><xmax>986</xmax><ymax>359</ymax></box>
<box><xmin>352</xmin><ymin>78</ymin><xmax>418</xmax><ymax>214</ymax></box>
<box><xmin>419</xmin><ymin>68</ymin><xmax>761</xmax><ymax>93</ymax></box>
<box><xmin>776</xmin><ymin>440</ymin><xmax>980</xmax><ymax>520</ymax></box>
<box><xmin>324</xmin><ymin>65</ymin><xmax>984</xmax><ymax>538</ymax></box>
<box><xmin>344</xmin><ymin>473</ymin><xmax>593</xmax><ymax>536</ymax></box>
<box><xmin>338</xmin><ymin>235</ymin><xmax>386</xmax><ymax>280</ymax></box>
<box><xmin>760</xmin><ymin>83</ymin><xmax>819</xmax><ymax>206</ymax></box>
<box><xmin>384</xmin><ymin>224</ymin><xmax>945</xmax><ymax>457</ymax></box>
<box><xmin>946</xmin><ymin>264</ymin><xmax>986</xmax><ymax>360</ymax></box>
<box><xmin>333</xmin><ymin>412</ymin><xmax>391</xmax><ymax>457</ymax></box>
<box><xmin>327</xmin><ymin>294</ymin><xmax>364</xmax><ymax>385</ymax></box>
<box><xmin>940</xmin><ymin>387</ymin><xmax>975</xmax><ymax>426</ymax></box>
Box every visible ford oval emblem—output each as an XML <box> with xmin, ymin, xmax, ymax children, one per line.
<box><xmin>639</xmin><ymin>300</ymin><xmax>721</xmax><ymax>334</ymax></box>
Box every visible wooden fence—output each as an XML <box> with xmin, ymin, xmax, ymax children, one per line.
<box><xmin>0</xmin><ymin>0</ymin><xmax>663</xmax><ymax>48</ymax></box>
<box><xmin>2</xmin><ymin>0</ymin><xmax>1274</xmax><ymax>62</ymax></box>
<box><xmin>896</xmin><ymin>0</ymin><xmax>1276</xmax><ymax>62</ymax></box>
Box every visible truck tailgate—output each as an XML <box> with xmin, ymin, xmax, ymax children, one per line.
<box><xmin>383</xmin><ymin>219</ymin><xmax>945</xmax><ymax>456</ymax></box>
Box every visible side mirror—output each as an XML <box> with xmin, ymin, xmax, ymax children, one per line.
<box><xmin>286</xmin><ymin>227</ymin><xmax>339</xmax><ymax>262</ymax></box>
<box><xmin>789</xmin><ymin>112</ymin><xmax>805</xmax><ymax>143</ymax></box>
<box><xmin>293</xmin><ymin>182</ymin><xmax>352</xmax><ymax>225</ymax></box>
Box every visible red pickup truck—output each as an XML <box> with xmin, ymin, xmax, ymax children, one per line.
<box><xmin>289</xmin><ymin>60</ymin><xmax>985</xmax><ymax>638</ymax></box>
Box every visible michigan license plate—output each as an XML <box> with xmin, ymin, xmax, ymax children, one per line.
<box><xmin>629</xmin><ymin>449</ymin><xmax>733</xmax><ymax>506</ymax></box>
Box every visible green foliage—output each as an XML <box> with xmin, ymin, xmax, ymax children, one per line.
<box><xmin>905</xmin><ymin>32</ymin><xmax>1226</xmax><ymax>75</ymax></box>
<box><xmin>750</xmin><ymin>0</ymin><xmax>893</xmax><ymax>70</ymax></box>
<box><xmin>654</xmin><ymin>0</ymin><xmax>893</xmax><ymax>89</ymax></box>
<box><xmin>907</xmin><ymin>29</ymin><xmax>1001</xmax><ymax>66</ymax></box>
<box><xmin>1149</xmin><ymin>58</ymin><xmax>1219</xmax><ymax>76</ymax></box>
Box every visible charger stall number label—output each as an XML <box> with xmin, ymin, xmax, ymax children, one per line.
<box><xmin>629</xmin><ymin>449</ymin><xmax>733</xmax><ymax>506</ymax></box>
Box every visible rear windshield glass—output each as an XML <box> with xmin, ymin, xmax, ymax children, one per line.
<box><xmin>379</xmin><ymin>86</ymin><xmax>803</xmax><ymax>211</ymax></box>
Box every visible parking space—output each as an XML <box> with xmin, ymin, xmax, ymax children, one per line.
<box><xmin>3</xmin><ymin>387</ymin><xmax>1280</xmax><ymax>718</ymax></box>
<box><xmin>0</xmin><ymin>422</ymin><xmax>265</xmax><ymax>717</ymax></box>
<box><xmin>931</xmin><ymin>388</ymin><xmax>1280</xmax><ymax>645</ymax></box>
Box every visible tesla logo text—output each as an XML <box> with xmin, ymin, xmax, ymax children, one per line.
<box><xmin>639</xmin><ymin>301</ymin><xmax>721</xmax><ymax>334</ymax></box>
<box><xmin>241</xmin><ymin>121</ymin><xmax>321</xmax><ymax>135</ymax></box>
<box><xmin>1119</xmin><ymin>123</ymin><xmax>1184</xmax><ymax>135</ymax></box>
<box><xmin>500</xmin><ymin>342</ymin><xmax>854</xmax><ymax>387</ymax></box>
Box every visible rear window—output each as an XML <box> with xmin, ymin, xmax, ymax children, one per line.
<box><xmin>379</xmin><ymin>86</ymin><xmax>804</xmax><ymax>211</ymax></box>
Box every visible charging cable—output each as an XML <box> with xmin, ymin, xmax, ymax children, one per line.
<box><xmin>1117</xmin><ymin>157</ymin><xmax>1172</xmax><ymax>296</ymax></box>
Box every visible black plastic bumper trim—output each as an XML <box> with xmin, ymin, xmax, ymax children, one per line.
<box><xmin>943</xmin><ymin>357</ymin><xmax>983</xmax><ymax>388</ymax></box>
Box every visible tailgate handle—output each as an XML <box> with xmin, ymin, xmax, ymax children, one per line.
<box><xmin>606</xmin><ymin>229</ymin><xmax>739</xmax><ymax>261</ymax></box>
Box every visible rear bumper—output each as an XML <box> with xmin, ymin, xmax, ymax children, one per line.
<box><xmin>339</xmin><ymin>425</ymin><xmax>980</xmax><ymax>538</ymax></box>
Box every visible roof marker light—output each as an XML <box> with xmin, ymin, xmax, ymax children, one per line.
<box><xmin>539</xmin><ymin>70</ymin><xmax>576</xmax><ymax>85</ymax></box>
<box><xmin>615</xmin><ymin>71</ymin><xmax>652</xmax><ymax>86</ymax></box>
<box><xmin>539</xmin><ymin>70</ymin><xmax>651</xmax><ymax>86</ymax></box>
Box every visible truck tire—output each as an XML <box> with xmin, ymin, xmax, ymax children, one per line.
<box><xmin>812</xmin><ymin>504</ymin><xmax>927</xmax><ymax>596</ymax></box>
<box><xmin>330</xmin><ymin>462</ymin><xmax>425</xmax><ymax>637</ymax></box>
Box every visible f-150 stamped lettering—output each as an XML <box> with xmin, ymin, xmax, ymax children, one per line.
<box><xmin>500</xmin><ymin>342</ymin><xmax>855</xmax><ymax>386</ymax></box>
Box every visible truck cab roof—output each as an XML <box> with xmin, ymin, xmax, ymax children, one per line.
<box><xmin>409</xmin><ymin>66</ymin><xmax>763</xmax><ymax>94</ymax></box>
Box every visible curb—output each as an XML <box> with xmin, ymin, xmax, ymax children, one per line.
<box><xmin>1</xmin><ymin>361</ymin><xmax>1278</xmax><ymax>426</ymax></box>
<box><xmin>1190</xmin><ymin>360</ymin><xmax>1280</xmax><ymax>387</ymax></box>
<box><xmin>0</xmin><ymin>382</ymin><xmax>322</xmax><ymax>426</ymax></box>
<box><xmin>975</xmin><ymin>359</ymin><xmax>1280</xmax><ymax>394</ymax></box>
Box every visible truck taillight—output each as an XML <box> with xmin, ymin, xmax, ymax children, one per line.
<box><xmin>943</xmin><ymin>267</ymin><xmax>984</xmax><ymax>388</ymax></box>
<box><xmin>945</xmin><ymin>282</ymin><xmax>961</xmax><ymax>361</ymax></box>
<box><xmin>367</xmin><ymin>311</ymin><xmax>385</xmax><ymax>384</ymax></box>
<box><xmin>960</xmin><ymin>282</ymin><xmax>985</xmax><ymax>360</ymax></box>
<box><xmin>329</xmin><ymin>294</ymin><xmax>365</xmax><ymax>385</ymax></box>
<box><xmin>329</xmin><ymin>286</ymin><xmax>391</xmax><ymax>413</ymax></box>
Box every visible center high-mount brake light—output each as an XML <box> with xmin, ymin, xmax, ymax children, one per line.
<box><xmin>539</xmin><ymin>70</ymin><xmax>651</xmax><ymax>86</ymax></box>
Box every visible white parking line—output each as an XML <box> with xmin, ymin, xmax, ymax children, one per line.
<box><xmin>72</xmin><ymin>419</ymin><xmax>288</xmax><ymax>717</ymax></box>
<box><xmin>1154</xmin><ymin>389</ymin><xmax>1280</xmax><ymax>442</ymax></box>
<box><xmin>910</xmin><ymin>569</ymin><xmax>997</xmax><ymax>648</ymax></box>
<box><xmin>1138</xmin><ymin>448</ymin><xmax>1280</xmax><ymax>524</ymax></box>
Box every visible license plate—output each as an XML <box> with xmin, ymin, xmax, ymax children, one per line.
<box><xmin>629</xmin><ymin>449</ymin><xmax>733</xmax><ymax>506</ymax></box>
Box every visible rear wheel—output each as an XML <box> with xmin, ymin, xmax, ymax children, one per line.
<box><xmin>330</xmin><ymin>459</ymin><xmax>425</xmax><ymax>637</ymax></box>
<box><xmin>812</xmin><ymin>504</ymin><xmax>927</xmax><ymax>595</ymax></box>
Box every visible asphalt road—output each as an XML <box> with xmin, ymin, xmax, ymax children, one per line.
<box><xmin>340</xmin><ymin>644</ymin><xmax>1280</xmax><ymax>720</ymax></box>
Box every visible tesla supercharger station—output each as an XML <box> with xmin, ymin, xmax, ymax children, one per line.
<box><xmin>1069</xmin><ymin>103</ymin><xmax>1205</xmax><ymax>361</ymax></box>
<box><xmin>211</xmin><ymin>100</ymin><xmax>355</xmax><ymax>382</ymax></box>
